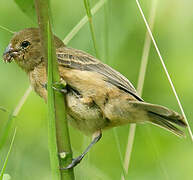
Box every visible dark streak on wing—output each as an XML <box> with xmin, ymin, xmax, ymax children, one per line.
<box><xmin>57</xmin><ymin>47</ymin><xmax>143</xmax><ymax>101</ymax></box>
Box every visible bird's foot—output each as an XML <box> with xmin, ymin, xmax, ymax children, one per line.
<box><xmin>61</xmin><ymin>131</ymin><xmax>102</xmax><ymax>170</ymax></box>
<box><xmin>52</xmin><ymin>81</ymin><xmax>67</xmax><ymax>94</ymax></box>
<box><xmin>61</xmin><ymin>155</ymin><xmax>83</xmax><ymax>170</ymax></box>
<box><xmin>43</xmin><ymin>79</ymin><xmax>67</xmax><ymax>94</ymax></box>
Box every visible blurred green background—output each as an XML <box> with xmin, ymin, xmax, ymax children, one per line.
<box><xmin>0</xmin><ymin>0</ymin><xmax>193</xmax><ymax>179</ymax></box>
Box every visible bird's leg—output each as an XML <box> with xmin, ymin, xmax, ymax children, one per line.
<box><xmin>61</xmin><ymin>130</ymin><xmax>102</xmax><ymax>169</ymax></box>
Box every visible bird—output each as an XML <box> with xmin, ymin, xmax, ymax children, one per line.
<box><xmin>3</xmin><ymin>28</ymin><xmax>187</xmax><ymax>169</ymax></box>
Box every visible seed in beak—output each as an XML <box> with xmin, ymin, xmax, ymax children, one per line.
<box><xmin>3</xmin><ymin>44</ymin><xmax>15</xmax><ymax>63</ymax></box>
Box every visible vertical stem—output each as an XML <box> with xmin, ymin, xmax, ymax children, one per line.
<box><xmin>104</xmin><ymin>0</ymin><xmax>109</xmax><ymax>64</ymax></box>
<box><xmin>0</xmin><ymin>86</ymin><xmax>32</xmax><ymax>150</ymax></box>
<box><xmin>84</xmin><ymin>0</ymin><xmax>99</xmax><ymax>58</ymax></box>
<box><xmin>103</xmin><ymin>0</ymin><xmax>127</xmax><ymax>178</ymax></box>
<box><xmin>112</xmin><ymin>129</ymin><xmax>127</xmax><ymax>179</ymax></box>
<box><xmin>34</xmin><ymin>0</ymin><xmax>74</xmax><ymax>179</ymax></box>
<box><xmin>136</xmin><ymin>0</ymin><xmax>193</xmax><ymax>142</ymax></box>
<box><xmin>0</xmin><ymin>128</ymin><xmax>17</xmax><ymax>180</ymax></box>
<box><xmin>122</xmin><ymin>0</ymin><xmax>158</xmax><ymax>179</ymax></box>
<box><xmin>63</xmin><ymin>0</ymin><xmax>107</xmax><ymax>44</ymax></box>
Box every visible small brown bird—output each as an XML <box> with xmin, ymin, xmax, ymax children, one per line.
<box><xmin>3</xmin><ymin>28</ymin><xmax>187</xmax><ymax>168</ymax></box>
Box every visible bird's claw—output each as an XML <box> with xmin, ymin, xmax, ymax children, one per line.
<box><xmin>61</xmin><ymin>155</ymin><xmax>83</xmax><ymax>170</ymax></box>
<box><xmin>43</xmin><ymin>79</ymin><xmax>67</xmax><ymax>94</ymax></box>
<box><xmin>52</xmin><ymin>82</ymin><xmax>67</xmax><ymax>94</ymax></box>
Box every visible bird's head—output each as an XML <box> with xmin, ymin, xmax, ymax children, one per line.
<box><xmin>3</xmin><ymin>28</ymin><xmax>64</xmax><ymax>72</ymax></box>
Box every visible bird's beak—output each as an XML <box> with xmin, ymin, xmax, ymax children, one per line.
<box><xmin>3</xmin><ymin>44</ymin><xmax>16</xmax><ymax>63</ymax></box>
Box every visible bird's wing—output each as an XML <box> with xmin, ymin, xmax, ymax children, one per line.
<box><xmin>57</xmin><ymin>47</ymin><xmax>143</xmax><ymax>101</ymax></box>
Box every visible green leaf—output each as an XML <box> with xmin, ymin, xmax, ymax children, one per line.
<box><xmin>14</xmin><ymin>0</ymin><xmax>37</xmax><ymax>22</ymax></box>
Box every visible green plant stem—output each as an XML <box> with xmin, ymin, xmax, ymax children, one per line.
<box><xmin>0</xmin><ymin>112</ymin><xmax>15</xmax><ymax>150</ymax></box>
<box><xmin>63</xmin><ymin>0</ymin><xmax>107</xmax><ymax>44</ymax></box>
<box><xmin>122</xmin><ymin>1</ymin><xmax>157</xmax><ymax>179</ymax></box>
<box><xmin>0</xmin><ymin>86</ymin><xmax>32</xmax><ymax>150</ymax></box>
<box><xmin>34</xmin><ymin>0</ymin><xmax>74</xmax><ymax>179</ymax></box>
<box><xmin>0</xmin><ymin>107</ymin><xmax>7</xmax><ymax>112</ymax></box>
<box><xmin>83</xmin><ymin>0</ymin><xmax>99</xmax><ymax>58</ymax></box>
<box><xmin>102</xmin><ymin>0</ymin><xmax>127</xmax><ymax>178</ymax></box>
<box><xmin>104</xmin><ymin>0</ymin><xmax>109</xmax><ymax>64</ymax></box>
<box><xmin>136</xmin><ymin>0</ymin><xmax>193</xmax><ymax>141</ymax></box>
<box><xmin>112</xmin><ymin>129</ymin><xmax>127</xmax><ymax>179</ymax></box>
<box><xmin>0</xmin><ymin>128</ymin><xmax>17</xmax><ymax>180</ymax></box>
<box><xmin>0</xmin><ymin>25</ymin><xmax>14</xmax><ymax>34</ymax></box>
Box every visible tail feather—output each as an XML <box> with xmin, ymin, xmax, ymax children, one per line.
<box><xmin>149</xmin><ymin>111</ymin><xmax>187</xmax><ymax>127</ymax></box>
<box><xmin>129</xmin><ymin>101</ymin><xmax>187</xmax><ymax>137</ymax></box>
<box><xmin>148</xmin><ymin>112</ymin><xmax>185</xmax><ymax>137</ymax></box>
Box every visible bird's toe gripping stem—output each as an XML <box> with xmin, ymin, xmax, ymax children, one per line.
<box><xmin>43</xmin><ymin>79</ymin><xmax>67</xmax><ymax>94</ymax></box>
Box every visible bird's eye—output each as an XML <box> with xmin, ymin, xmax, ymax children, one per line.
<box><xmin>21</xmin><ymin>41</ymin><xmax>30</xmax><ymax>48</ymax></box>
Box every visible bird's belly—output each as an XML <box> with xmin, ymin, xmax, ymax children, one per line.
<box><xmin>66</xmin><ymin>92</ymin><xmax>110</xmax><ymax>135</ymax></box>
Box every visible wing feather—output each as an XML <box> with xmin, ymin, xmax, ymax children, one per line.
<box><xmin>57</xmin><ymin>47</ymin><xmax>143</xmax><ymax>101</ymax></box>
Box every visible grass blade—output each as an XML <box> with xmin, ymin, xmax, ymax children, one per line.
<box><xmin>0</xmin><ymin>112</ymin><xmax>15</xmax><ymax>150</ymax></box>
<box><xmin>12</xmin><ymin>86</ymin><xmax>32</xmax><ymax>117</ymax></box>
<box><xmin>0</xmin><ymin>25</ymin><xmax>14</xmax><ymax>34</ymax></box>
<box><xmin>0</xmin><ymin>128</ymin><xmax>17</xmax><ymax>180</ymax></box>
<box><xmin>0</xmin><ymin>86</ymin><xmax>32</xmax><ymax>150</ymax></box>
<box><xmin>63</xmin><ymin>0</ymin><xmax>107</xmax><ymax>44</ymax></box>
<box><xmin>136</xmin><ymin>0</ymin><xmax>193</xmax><ymax>141</ymax></box>
<box><xmin>104</xmin><ymin>0</ymin><xmax>109</xmax><ymax>64</ymax></box>
<box><xmin>113</xmin><ymin>129</ymin><xmax>127</xmax><ymax>179</ymax></box>
<box><xmin>14</xmin><ymin>0</ymin><xmax>37</xmax><ymax>22</ymax></box>
<box><xmin>0</xmin><ymin>107</ymin><xmax>7</xmax><ymax>112</ymax></box>
<box><xmin>102</xmin><ymin>1</ymin><xmax>128</xmax><ymax>178</ymax></box>
<box><xmin>122</xmin><ymin>1</ymin><xmax>158</xmax><ymax>178</ymax></box>
<box><xmin>83</xmin><ymin>0</ymin><xmax>99</xmax><ymax>58</ymax></box>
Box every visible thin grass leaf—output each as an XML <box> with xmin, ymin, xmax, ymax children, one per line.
<box><xmin>0</xmin><ymin>107</ymin><xmax>7</xmax><ymax>112</ymax></box>
<box><xmin>122</xmin><ymin>1</ymin><xmax>158</xmax><ymax>179</ymax></box>
<box><xmin>145</xmin><ymin>126</ymin><xmax>170</xmax><ymax>180</ymax></box>
<box><xmin>0</xmin><ymin>26</ymin><xmax>14</xmax><ymax>34</ymax></box>
<box><xmin>135</xmin><ymin>0</ymin><xmax>193</xmax><ymax>142</ymax></box>
<box><xmin>0</xmin><ymin>86</ymin><xmax>32</xmax><ymax>150</ymax></box>
<box><xmin>63</xmin><ymin>0</ymin><xmax>107</xmax><ymax>44</ymax></box>
<box><xmin>81</xmin><ymin>0</ymin><xmax>104</xmax><ymax>172</ymax></box>
<box><xmin>104</xmin><ymin>0</ymin><xmax>109</xmax><ymax>64</ymax></box>
<box><xmin>113</xmin><ymin>129</ymin><xmax>127</xmax><ymax>179</ymax></box>
<box><xmin>12</xmin><ymin>86</ymin><xmax>32</xmax><ymax>117</ymax></box>
<box><xmin>80</xmin><ymin>0</ymin><xmax>107</xmax><ymax>170</ymax></box>
<box><xmin>0</xmin><ymin>112</ymin><xmax>15</xmax><ymax>150</ymax></box>
<box><xmin>2</xmin><ymin>174</ymin><xmax>11</xmax><ymax>180</ymax></box>
<box><xmin>83</xmin><ymin>0</ymin><xmax>99</xmax><ymax>58</ymax></box>
<box><xmin>0</xmin><ymin>128</ymin><xmax>17</xmax><ymax>180</ymax></box>
<box><xmin>102</xmin><ymin>1</ymin><xmax>128</xmax><ymax>178</ymax></box>
<box><xmin>14</xmin><ymin>0</ymin><xmax>36</xmax><ymax>22</ymax></box>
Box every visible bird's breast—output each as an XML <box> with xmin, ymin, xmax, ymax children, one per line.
<box><xmin>28</xmin><ymin>63</ymin><xmax>47</xmax><ymax>101</ymax></box>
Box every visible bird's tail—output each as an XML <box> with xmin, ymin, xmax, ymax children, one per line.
<box><xmin>129</xmin><ymin>102</ymin><xmax>187</xmax><ymax>137</ymax></box>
